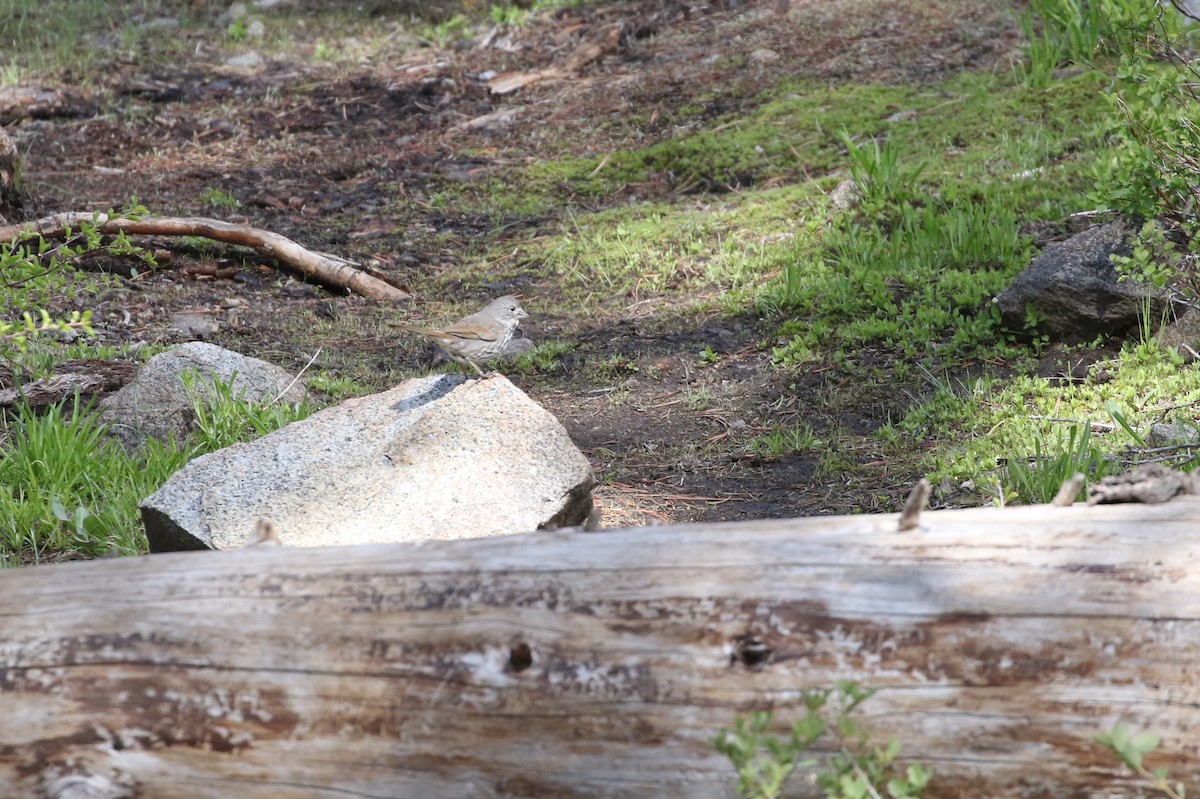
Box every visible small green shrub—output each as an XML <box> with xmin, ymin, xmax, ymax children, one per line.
<box><xmin>3</xmin><ymin>213</ymin><xmax>148</xmax><ymax>298</ymax></box>
<box><xmin>199</xmin><ymin>187</ymin><xmax>242</xmax><ymax>210</ymax></box>
<box><xmin>1097</xmin><ymin>723</ymin><xmax>1186</xmax><ymax>799</ymax></box>
<box><xmin>1</xmin><ymin>200</ymin><xmax>155</xmax><ymax>366</ymax></box>
<box><xmin>715</xmin><ymin>682</ymin><xmax>932</xmax><ymax>799</ymax></box>
<box><xmin>1090</xmin><ymin>2</ymin><xmax>1195</xmax><ymax>228</ymax></box>
<box><xmin>511</xmin><ymin>340</ymin><xmax>574</xmax><ymax>374</ymax></box>
<box><xmin>421</xmin><ymin>14</ymin><xmax>471</xmax><ymax>48</ymax></box>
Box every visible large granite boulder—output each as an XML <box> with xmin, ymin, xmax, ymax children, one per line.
<box><xmin>141</xmin><ymin>374</ymin><xmax>595</xmax><ymax>551</ymax></box>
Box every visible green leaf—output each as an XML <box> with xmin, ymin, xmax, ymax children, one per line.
<box><xmin>1130</xmin><ymin>731</ymin><xmax>1160</xmax><ymax>754</ymax></box>
<box><xmin>50</xmin><ymin>496</ymin><xmax>69</xmax><ymax>522</ymax></box>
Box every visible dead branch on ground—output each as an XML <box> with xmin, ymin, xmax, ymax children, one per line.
<box><xmin>0</xmin><ymin>213</ymin><xmax>409</xmax><ymax>301</ymax></box>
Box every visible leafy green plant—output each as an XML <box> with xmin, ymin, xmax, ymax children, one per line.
<box><xmin>491</xmin><ymin>3</ymin><xmax>529</xmax><ymax>26</ymax></box>
<box><xmin>3</xmin><ymin>202</ymin><xmax>155</xmax><ymax>305</ymax></box>
<box><xmin>594</xmin><ymin>353</ymin><xmax>640</xmax><ymax>382</ymax></box>
<box><xmin>0</xmin><ymin>308</ymin><xmax>92</xmax><ymax>350</ymax></box>
<box><xmin>226</xmin><ymin>16</ymin><xmax>249</xmax><ymax>42</ymax></box>
<box><xmin>199</xmin><ymin>187</ymin><xmax>242</xmax><ymax>211</ymax></box>
<box><xmin>1</xmin><ymin>201</ymin><xmax>154</xmax><ymax>368</ymax></box>
<box><xmin>1090</xmin><ymin>2</ymin><xmax>1195</xmax><ymax>227</ymax></box>
<box><xmin>1110</xmin><ymin>220</ymin><xmax>1177</xmax><ymax>289</ymax></box>
<box><xmin>715</xmin><ymin>682</ymin><xmax>932</xmax><ymax>799</ymax></box>
<box><xmin>422</xmin><ymin>14</ymin><xmax>471</xmax><ymax>48</ymax></box>
<box><xmin>1097</xmin><ymin>723</ymin><xmax>1186</xmax><ymax>799</ymax></box>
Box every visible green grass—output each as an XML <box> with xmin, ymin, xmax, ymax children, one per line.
<box><xmin>510</xmin><ymin>340</ymin><xmax>575</xmax><ymax>375</ymax></box>
<box><xmin>444</xmin><ymin>70</ymin><xmax>1110</xmax><ymax>324</ymax></box>
<box><xmin>181</xmin><ymin>369</ymin><xmax>312</xmax><ymax>453</ymax></box>
<box><xmin>307</xmin><ymin>371</ymin><xmax>375</xmax><ymax>399</ymax></box>
<box><xmin>0</xmin><ymin>375</ymin><xmax>313</xmax><ymax>562</ymax></box>
<box><xmin>0</xmin><ymin>398</ymin><xmax>186</xmax><ymax>561</ymax></box>
<box><xmin>1</xmin><ymin>0</ymin><xmax>201</xmax><ymax>80</ymax></box>
<box><xmin>898</xmin><ymin>341</ymin><xmax>1200</xmax><ymax>503</ymax></box>
<box><xmin>747</xmin><ymin>423</ymin><xmax>821</xmax><ymax>461</ymax></box>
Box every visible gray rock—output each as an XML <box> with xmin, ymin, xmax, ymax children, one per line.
<box><xmin>224</xmin><ymin>52</ymin><xmax>264</xmax><ymax>69</ymax></box>
<box><xmin>218</xmin><ymin>2</ymin><xmax>248</xmax><ymax>23</ymax></box>
<box><xmin>1156</xmin><ymin>308</ymin><xmax>1200</xmax><ymax>362</ymax></box>
<box><xmin>99</xmin><ymin>342</ymin><xmax>306</xmax><ymax>453</ymax></box>
<box><xmin>1147</xmin><ymin>420</ymin><xmax>1200</xmax><ymax>448</ymax></box>
<box><xmin>829</xmin><ymin>178</ymin><xmax>862</xmax><ymax>211</ymax></box>
<box><xmin>994</xmin><ymin>222</ymin><xmax>1168</xmax><ymax>340</ymax></box>
<box><xmin>168</xmin><ymin>311</ymin><xmax>220</xmax><ymax>339</ymax></box>
<box><xmin>140</xmin><ymin>374</ymin><xmax>596</xmax><ymax>552</ymax></box>
<box><xmin>1176</xmin><ymin>0</ymin><xmax>1200</xmax><ymax>21</ymax></box>
<box><xmin>138</xmin><ymin>17</ymin><xmax>180</xmax><ymax>30</ymax></box>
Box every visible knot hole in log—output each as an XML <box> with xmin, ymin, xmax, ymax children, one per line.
<box><xmin>731</xmin><ymin>634</ymin><xmax>773</xmax><ymax>667</ymax></box>
<box><xmin>508</xmin><ymin>641</ymin><xmax>533</xmax><ymax>673</ymax></box>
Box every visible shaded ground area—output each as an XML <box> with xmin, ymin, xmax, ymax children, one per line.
<box><xmin>9</xmin><ymin>0</ymin><xmax>1021</xmax><ymax>527</ymax></box>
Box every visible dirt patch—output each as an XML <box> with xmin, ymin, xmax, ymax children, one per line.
<box><xmin>8</xmin><ymin>0</ymin><xmax>1020</xmax><ymax>528</ymax></box>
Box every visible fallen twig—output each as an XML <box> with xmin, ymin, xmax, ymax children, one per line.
<box><xmin>0</xmin><ymin>213</ymin><xmax>409</xmax><ymax>301</ymax></box>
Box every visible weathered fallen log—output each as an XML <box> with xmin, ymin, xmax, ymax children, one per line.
<box><xmin>0</xmin><ymin>213</ymin><xmax>409</xmax><ymax>301</ymax></box>
<box><xmin>0</xmin><ymin>360</ymin><xmax>134</xmax><ymax>408</ymax></box>
<box><xmin>2</xmin><ymin>500</ymin><xmax>1199</xmax><ymax>798</ymax></box>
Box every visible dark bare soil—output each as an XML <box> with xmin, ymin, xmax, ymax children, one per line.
<box><xmin>10</xmin><ymin>0</ymin><xmax>1020</xmax><ymax>528</ymax></box>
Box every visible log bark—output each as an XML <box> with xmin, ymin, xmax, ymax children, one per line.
<box><xmin>2</xmin><ymin>501</ymin><xmax>1199</xmax><ymax>798</ymax></box>
<box><xmin>0</xmin><ymin>126</ymin><xmax>22</xmax><ymax>220</ymax></box>
<box><xmin>0</xmin><ymin>213</ymin><xmax>409</xmax><ymax>301</ymax></box>
<box><xmin>0</xmin><ymin>84</ymin><xmax>97</xmax><ymax>126</ymax></box>
<box><xmin>0</xmin><ymin>360</ymin><xmax>134</xmax><ymax>407</ymax></box>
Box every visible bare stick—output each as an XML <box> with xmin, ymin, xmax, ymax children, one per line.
<box><xmin>897</xmin><ymin>478</ymin><xmax>930</xmax><ymax>531</ymax></box>
<box><xmin>1052</xmin><ymin>474</ymin><xmax>1085</xmax><ymax>507</ymax></box>
<box><xmin>0</xmin><ymin>213</ymin><xmax>409</xmax><ymax>301</ymax></box>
